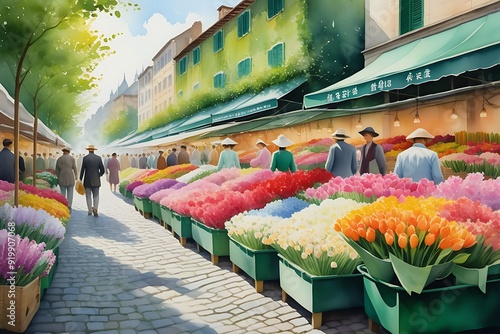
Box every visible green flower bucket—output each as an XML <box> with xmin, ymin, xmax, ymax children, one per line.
<box><xmin>191</xmin><ymin>219</ymin><xmax>229</xmax><ymax>260</ymax></box>
<box><xmin>170</xmin><ymin>210</ymin><xmax>192</xmax><ymax>246</ymax></box>
<box><xmin>229</xmin><ymin>237</ymin><xmax>279</xmax><ymax>282</ymax></box>
<box><xmin>452</xmin><ymin>261</ymin><xmax>500</xmax><ymax>293</ymax></box>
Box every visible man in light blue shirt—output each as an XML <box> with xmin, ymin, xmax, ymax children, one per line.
<box><xmin>325</xmin><ymin>129</ymin><xmax>357</xmax><ymax>178</ymax></box>
<box><xmin>394</xmin><ymin>128</ymin><xmax>444</xmax><ymax>184</ymax></box>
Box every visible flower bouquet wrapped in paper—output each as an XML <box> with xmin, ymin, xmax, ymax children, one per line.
<box><xmin>263</xmin><ymin>198</ymin><xmax>366</xmax><ymax>276</ymax></box>
<box><xmin>335</xmin><ymin>196</ymin><xmax>476</xmax><ymax>294</ymax></box>
<box><xmin>0</xmin><ymin>204</ymin><xmax>65</xmax><ymax>250</ymax></box>
<box><xmin>0</xmin><ymin>230</ymin><xmax>56</xmax><ymax>286</ymax></box>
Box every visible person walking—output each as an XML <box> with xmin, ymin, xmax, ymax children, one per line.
<box><xmin>55</xmin><ymin>147</ymin><xmax>78</xmax><ymax>210</ymax></box>
<box><xmin>167</xmin><ymin>148</ymin><xmax>178</xmax><ymax>166</ymax></box>
<box><xmin>79</xmin><ymin>144</ymin><xmax>105</xmax><ymax>217</ymax></box>
<box><xmin>24</xmin><ymin>152</ymin><xmax>33</xmax><ymax>180</ymax></box>
<box><xmin>130</xmin><ymin>154</ymin><xmax>138</xmax><ymax>168</ymax></box>
<box><xmin>358</xmin><ymin>126</ymin><xmax>386</xmax><ymax>176</ymax></box>
<box><xmin>208</xmin><ymin>145</ymin><xmax>219</xmax><ymax>166</ymax></box>
<box><xmin>325</xmin><ymin>128</ymin><xmax>357</xmax><ymax>178</ymax></box>
<box><xmin>190</xmin><ymin>146</ymin><xmax>202</xmax><ymax>165</ymax></box>
<box><xmin>157</xmin><ymin>150</ymin><xmax>167</xmax><ymax>170</ymax></box>
<box><xmin>106</xmin><ymin>152</ymin><xmax>121</xmax><ymax>193</ymax></box>
<box><xmin>394</xmin><ymin>128</ymin><xmax>444</xmax><ymax>184</ymax></box>
<box><xmin>201</xmin><ymin>145</ymin><xmax>210</xmax><ymax>165</ymax></box>
<box><xmin>120</xmin><ymin>153</ymin><xmax>131</xmax><ymax>170</ymax></box>
<box><xmin>35</xmin><ymin>153</ymin><xmax>45</xmax><ymax>171</ymax></box>
<box><xmin>0</xmin><ymin>139</ymin><xmax>15</xmax><ymax>183</ymax></box>
<box><xmin>178</xmin><ymin>145</ymin><xmax>190</xmax><ymax>164</ymax></box>
<box><xmin>217</xmin><ymin>138</ymin><xmax>241</xmax><ymax>171</ymax></box>
<box><xmin>250</xmin><ymin>139</ymin><xmax>271</xmax><ymax>169</ymax></box>
<box><xmin>270</xmin><ymin>134</ymin><xmax>297</xmax><ymax>173</ymax></box>
<box><xmin>138</xmin><ymin>153</ymin><xmax>148</xmax><ymax>169</ymax></box>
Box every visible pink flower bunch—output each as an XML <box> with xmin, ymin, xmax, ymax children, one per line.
<box><xmin>160</xmin><ymin>180</ymin><xmax>221</xmax><ymax>214</ymax></box>
<box><xmin>201</xmin><ymin>167</ymin><xmax>241</xmax><ymax>185</ymax></box>
<box><xmin>149</xmin><ymin>182</ymin><xmax>187</xmax><ymax>203</ymax></box>
<box><xmin>463</xmin><ymin>220</ymin><xmax>500</xmax><ymax>251</ymax></box>
<box><xmin>440</xmin><ymin>153</ymin><xmax>484</xmax><ymax>164</ymax></box>
<box><xmin>480</xmin><ymin>152</ymin><xmax>500</xmax><ymax>166</ymax></box>
<box><xmin>126</xmin><ymin>180</ymin><xmax>144</xmax><ymax>192</ymax></box>
<box><xmin>0</xmin><ymin>230</ymin><xmax>56</xmax><ymax>286</ymax></box>
<box><xmin>432</xmin><ymin>173</ymin><xmax>500</xmax><ymax>210</ymax></box>
<box><xmin>132</xmin><ymin>178</ymin><xmax>179</xmax><ymax>198</ymax></box>
<box><xmin>305</xmin><ymin>173</ymin><xmax>436</xmax><ymax>201</ymax></box>
<box><xmin>0</xmin><ymin>180</ymin><xmax>68</xmax><ymax>207</ymax></box>
<box><xmin>0</xmin><ymin>189</ymin><xmax>10</xmax><ymax>203</ymax></box>
<box><xmin>220</xmin><ymin>169</ymin><xmax>275</xmax><ymax>192</ymax></box>
<box><xmin>439</xmin><ymin>197</ymin><xmax>500</xmax><ymax>225</ymax></box>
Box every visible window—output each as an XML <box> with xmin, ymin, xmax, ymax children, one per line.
<box><xmin>193</xmin><ymin>82</ymin><xmax>200</xmax><ymax>91</ymax></box>
<box><xmin>213</xmin><ymin>30</ymin><xmax>224</xmax><ymax>53</ymax></box>
<box><xmin>163</xmin><ymin>78</ymin><xmax>167</xmax><ymax>90</ymax></box>
<box><xmin>179</xmin><ymin>56</ymin><xmax>188</xmax><ymax>75</ymax></box>
<box><xmin>213</xmin><ymin>72</ymin><xmax>226</xmax><ymax>88</ymax></box>
<box><xmin>268</xmin><ymin>43</ymin><xmax>284</xmax><ymax>67</ymax></box>
<box><xmin>193</xmin><ymin>47</ymin><xmax>201</xmax><ymax>65</ymax></box>
<box><xmin>168</xmin><ymin>75</ymin><xmax>172</xmax><ymax>87</ymax></box>
<box><xmin>238</xmin><ymin>58</ymin><xmax>252</xmax><ymax>78</ymax></box>
<box><xmin>400</xmin><ymin>0</ymin><xmax>423</xmax><ymax>34</ymax></box>
<box><xmin>238</xmin><ymin>11</ymin><xmax>250</xmax><ymax>38</ymax></box>
<box><xmin>268</xmin><ymin>0</ymin><xmax>284</xmax><ymax>19</ymax></box>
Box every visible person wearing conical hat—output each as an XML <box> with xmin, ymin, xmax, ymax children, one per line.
<box><xmin>394</xmin><ymin>128</ymin><xmax>444</xmax><ymax>184</ymax></box>
<box><xmin>270</xmin><ymin>134</ymin><xmax>297</xmax><ymax>173</ymax></box>
<box><xmin>79</xmin><ymin>144</ymin><xmax>105</xmax><ymax>217</ymax></box>
<box><xmin>217</xmin><ymin>137</ymin><xmax>241</xmax><ymax>171</ymax></box>
<box><xmin>358</xmin><ymin>126</ymin><xmax>386</xmax><ymax>176</ymax></box>
<box><xmin>250</xmin><ymin>139</ymin><xmax>271</xmax><ymax>169</ymax></box>
<box><xmin>325</xmin><ymin>129</ymin><xmax>357</xmax><ymax>178</ymax></box>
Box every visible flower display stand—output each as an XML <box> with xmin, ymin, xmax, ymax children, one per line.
<box><xmin>358</xmin><ymin>265</ymin><xmax>500</xmax><ymax>334</ymax></box>
<box><xmin>279</xmin><ymin>255</ymin><xmax>364</xmax><ymax>329</ymax></box>
<box><xmin>40</xmin><ymin>246</ymin><xmax>59</xmax><ymax>298</ymax></box>
<box><xmin>441</xmin><ymin>167</ymin><xmax>468</xmax><ymax>180</ymax></box>
<box><xmin>229</xmin><ymin>237</ymin><xmax>279</xmax><ymax>292</ymax></box>
<box><xmin>170</xmin><ymin>210</ymin><xmax>192</xmax><ymax>246</ymax></box>
<box><xmin>0</xmin><ymin>277</ymin><xmax>41</xmax><ymax>333</ymax></box>
<box><xmin>160</xmin><ymin>205</ymin><xmax>173</xmax><ymax>232</ymax></box>
<box><xmin>191</xmin><ymin>219</ymin><xmax>229</xmax><ymax>265</ymax></box>
<box><xmin>125</xmin><ymin>189</ymin><xmax>133</xmax><ymax>199</ymax></box>
<box><xmin>133</xmin><ymin>196</ymin><xmax>152</xmax><ymax>219</ymax></box>
<box><xmin>151</xmin><ymin>201</ymin><xmax>163</xmax><ymax>225</ymax></box>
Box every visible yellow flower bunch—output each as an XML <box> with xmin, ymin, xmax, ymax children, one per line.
<box><xmin>18</xmin><ymin>192</ymin><xmax>70</xmax><ymax>224</ymax></box>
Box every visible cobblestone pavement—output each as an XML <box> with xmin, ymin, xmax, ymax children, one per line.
<box><xmin>25</xmin><ymin>181</ymin><xmax>499</xmax><ymax>334</ymax></box>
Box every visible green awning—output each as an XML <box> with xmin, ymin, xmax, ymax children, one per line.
<box><xmin>304</xmin><ymin>11</ymin><xmax>500</xmax><ymax>109</ymax></box>
<box><xmin>211</xmin><ymin>76</ymin><xmax>307</xmax><ymax>123</ymax></box>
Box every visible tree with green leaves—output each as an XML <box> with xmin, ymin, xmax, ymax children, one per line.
<box><xmin>0</xmin><ymin>0</ymin><xmax>137</xmax><ymax>205</ymax></box>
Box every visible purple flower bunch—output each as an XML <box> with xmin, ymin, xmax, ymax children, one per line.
<box><xmin>132</xmin><ymin>178</ymin><xmax>179</xmax><ymax>199</ymax></box>
<box><xmin>0</xmin><ymin>229</ymin><xmax>56</xmax><ymax>286</ymax></box>
<box><xmin>126</xmin><ymin>180</ymin><xmax>144</xmax><ymax>192</ymax></box>
<box><xmin>432</xmin><ymin>173</ymin><xmax>500</xmax><ymax>210</ymax></box>
<box><xmin>149</xmin><ymin>182</ymin><xmax>187</xmax><ymax>203</ymax></box>
<box><xmin>0</xmin><ymin>204</ymin><xmax>65</xmax><ymax>250</ymax></box>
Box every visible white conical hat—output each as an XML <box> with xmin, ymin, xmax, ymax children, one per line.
<box><xmin>406</xmin><ymin>128</ymin><xmax>434</xmax><ymax>140</ymax></box>
<box><xmin>221</xmin><ymin>137</ymin><xmax>238</xmax><ymax>145</ymax></box>
<box><xmin>272</xmin><ymin>134</ymin><xmax>294</xmax><ymax>147</ymax></box>
<box><xmin>255</xmin><ymin>139</ymin><xmax>267</xmax><ymax>146</ymax></box>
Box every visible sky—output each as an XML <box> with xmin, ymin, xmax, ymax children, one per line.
<box><xmin>79</xmin><ymin>0</ymin><xmax>240</xmax><ymax>123</ymax></box>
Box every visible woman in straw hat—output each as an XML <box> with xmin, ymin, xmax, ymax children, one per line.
<box><xmin>325</xmin><ymin>129</ymin><xmax>357</xmax><ymax>178</ymax></box>
<box><xmin>217</xmin><ymin>137</ymin><xmax>241</xmax><ymax>171</ymax></box>
<box><xmin>270</xmin><ymin>134</ymin><xmax>296</xmax><ymax>173</ymax></box>
<box><xmin>250</xmin><ymin>139</ymin><xmax>271</xmax><ymax>169</ymax></box>
<box><xmin>394</xmin><ymin>128</ymin><xmax>444</xmax><ymax>184</ymax></box>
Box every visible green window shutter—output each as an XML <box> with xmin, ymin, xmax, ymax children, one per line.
<box><xmin>193</xmin><ymin>47</ymin><xmax>200</xmax><ymax>65</ymax></box>
<box><xmin>214</xmin><ymin>73</ymin><xmax>226</xmax><ymax>88</ymax></box>
<box><xmin>268</xmin><ymin>44</ymin><xmax>284</xmax><ymax>68</ymax></box>
<box><xmin>238</xmin><ymin>58</ymin><xmax>251</xmax><ymax>78</ymax></box>
<box><xmin>213</xmin><ymin>30</ymin><xmax>224</xmax><ymax>52</ymax></box>
<box><xmin>237</xmin><ymin>11</ymin><xmax>250</xmax><ymax>38</ymax></box>
<box><xmin>179</xmin><ymin>56</ymin><xmax>187</xmax><ymax>75</ymax></box>
<box><xmin>268</xmin><ymin>0</ymin><xmax>284</xmax><ymax>19</ymax></box>
<box><xmin>400</xmin><ymin>0</ymin><xmax>423</xmax><ymax>34</ymax></box>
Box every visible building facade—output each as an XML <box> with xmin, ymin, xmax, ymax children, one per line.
<box><xmin>138</xmin><ymin>66</ymin><xmax>153</xmax><ymax>125</ymax></box>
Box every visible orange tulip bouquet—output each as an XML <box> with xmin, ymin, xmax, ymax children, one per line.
<box><xmin>335</xmin><ymin>196</ymin><xmax>476</xmax><ymax>294</ymax></box>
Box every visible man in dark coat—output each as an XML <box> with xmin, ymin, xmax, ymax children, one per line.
<box><xmin>80</xmin><ymin>144</ymin><xmax>105</xmax><ymax>217</ymax></box>
<box><xmin>166</xmin><ymin>148</ymin><xmax>178</xmax><ymax>166</ymax></box>
<box><xmin>0</xmin><ymin>139</ymin><xmax>15</xmax><ymax>183</ymax></box>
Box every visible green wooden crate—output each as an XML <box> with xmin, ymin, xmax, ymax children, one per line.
<box><xmin>170</xmin><ymin>210</ymin><xmax>193</xmax><ymax>239</ymax></box>
<box><xmin>229</xmin><ymin>237</ymin><xmax>279</xmax><ymax>281</ymax></box>
<box><xmin>40</xmin><ymin>246</ymin><xmax>59</xmax><ymax>298</ymax></box>
<box><xmin>279</xmin><ymin>254</ymin><xmax>363</xmax><ymax>313</ymax></box>
<box><xmin>160</xmin><ymin>205</ymin><xmax>173</xmax><ymax>227</ymax></box>
<box><xmin>359</xmin><ymin>265</ymin><xmax>500</xmax><ymax>334</ymax></box>
<box><xmin>191</xmin><ymin>219</ymin><xmax>229</xmax><ymax>257</ymax></box>
<box><xmin>125</xmin><ymin>189</ymin><xmax>133</xmax><ymax>198</ymax></box>
<box><xmin>133</xmin><ymin>196</ymin><xmax>153</xmax><ymax>214</ymax></box>
<box><xmin>151</xmin><ymin>201</ymin><xmax>162</xmax><ymax>221</ymax></box>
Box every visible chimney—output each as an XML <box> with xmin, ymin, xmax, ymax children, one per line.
<box><xmin>217</xmin><ymin>5</ymin><xmax>233</xmax><ymax>20</ymax></box>
<box><xmin>191</xmin><ymin>21</ymin><xmax>202</xmax><ymax>39</ymax></box>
